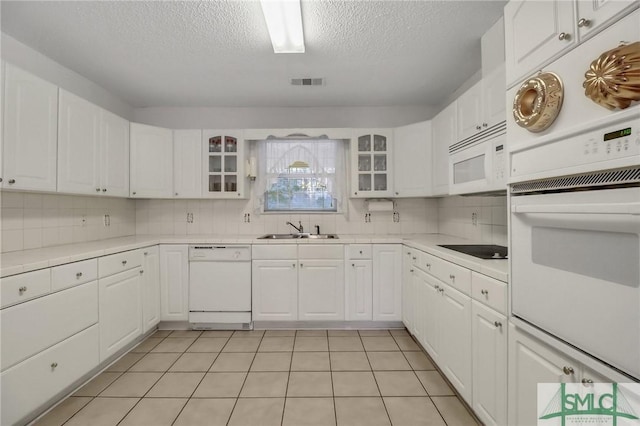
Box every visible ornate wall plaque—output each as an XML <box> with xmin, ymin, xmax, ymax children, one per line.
<box><xmin>584</xmin><ymin>41</ymin><xmax>640</xmax><ymax>110</ymax></box>
<box><xmin>513</xmin><ymin>72</ymin><xmax>564</xmax><ymax>133</ymax></box>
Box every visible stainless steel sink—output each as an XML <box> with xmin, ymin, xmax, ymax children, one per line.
<box><xmin>258</xmin><ymin>233</ymin><xmax>339</xmax><ymax>240</ymax></box>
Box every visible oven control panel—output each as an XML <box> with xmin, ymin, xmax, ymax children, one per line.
<box><xmin>510</xmin><ymin>109</ymin><xmax>640</xmax><ymax>181</ymax></box>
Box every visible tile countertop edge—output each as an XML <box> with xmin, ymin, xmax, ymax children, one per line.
<box><xmin>0</xmin><ymin>234</ymin><xmax>508</xmax><ymax>282</ymax></box>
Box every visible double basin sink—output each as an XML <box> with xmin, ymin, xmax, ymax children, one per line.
<box><xmin>258</xmin><ymin>233</ymin><xmax>339</xmax><ymax>240</ymax></box>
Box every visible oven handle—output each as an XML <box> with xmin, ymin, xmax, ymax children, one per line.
<box><xmin>512</xmin><ymin>203</ymin><xmax>640</xmax><ymax>215</ymax></box>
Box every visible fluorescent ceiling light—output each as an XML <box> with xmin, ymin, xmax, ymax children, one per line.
<box><xmin>260</xmin><ymin>0</ymin><xmax>305</xmax><ymax>53</ymax></box>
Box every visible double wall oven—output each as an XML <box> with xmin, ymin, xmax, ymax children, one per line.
<box><xmin>508</xmin><ymin>9</ymin><xmax>640</xmax><ymax>381</ymax></box>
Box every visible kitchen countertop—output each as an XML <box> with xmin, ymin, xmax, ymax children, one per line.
<box><xmin>0</xmin><ymin>234</ymin><xmax>508</xmax><ymax>282</ymax></box>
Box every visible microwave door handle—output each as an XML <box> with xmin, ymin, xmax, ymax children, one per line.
<box><xmin>512</xmin><ymin>203</ymin><xmax>640</xmax><ymax>215</ymax></box>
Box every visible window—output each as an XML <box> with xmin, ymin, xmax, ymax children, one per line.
<box><xmin>257</xmin><ymin>138</ymin><xmax>346</xmax><ymax>212</ymax></box>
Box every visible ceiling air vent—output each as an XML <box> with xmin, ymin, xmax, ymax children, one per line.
<box><xmin>290</xmin><ymin>78</ymin><xmax>324</xmax><ymax>86</ymax></box>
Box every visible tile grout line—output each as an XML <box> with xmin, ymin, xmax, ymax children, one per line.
<box><xmin>358</xmin><ymin>330</ymin><xmax>394</xmax><ymax>426</ymax></box>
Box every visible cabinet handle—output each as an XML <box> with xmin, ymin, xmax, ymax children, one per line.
<box><xmin>558</xmin><ymin>32</ymin><xmax>571</xmax><ymax>41</ymax></box>
<box><xmin>96</xmin><ymin>188</ymin><xmax>101</xmax><ymax>192</ymax></box>
<box><xmin>18</xmin><ymin>286</ymin><xmax>27</xmax><ymax>294</ymax></box>
<box><xmin>51</xmin><ymin>362</ymin><xmax>58</xmax><ymax>369</ymax></box>
<box><xmin>8</xmin><ymin>179</ymin><xmax>16</xmax><ymax>184</ymax></box>
<box><xmin>494</xmin><ymin>321</ymin><xmax>502</xmax><ymax>328</ymax></box>
<box><xmin>439</xmin><ymin>288</ymin><xmax>445</xmax><ymax>293</ymax></box>
<box><xmin>581</xmin><ymin>378</ymin><xmax>594</xmax><ymax>386</ymax></box>
<box><xmin>76</xmin><ymin>272</ymin><xmax>83</xmax><ymax>278</ymax></box>
<box><xmin>475</xmin><ymin>125</ymin><xmax>481</xmax><ymax>130</ymax></box>
<box><xmin>577</xmin><ymin>18</ymin><xmax>591</xmax><ymax>28</ymax></box>
<box><xmin>426</xmin><ymin>263</ymin><xmax>431</xmax><ymax>269</ymax></box>
<box><xmin>412</xmin><ymin>257</ymin><xmax>417</xmax><ymax>260</ymax></box>
<box><xmin>562</xmin><ymin>366</ymin><xmax>575</xmax><ymax>375</ymax></box>
<box><xmin>434</xmin><ymin>284</ymin><xmax>440</xmax><ymax>290</ymax></box>
<box><xmin>482</xmin><ymin>123</ymin><xmax>488</xmax><ymax>128</ymax></box>
<box><xmin>481</xmin><ymin>289</ymin><xmax>488</xmax><ymax>295</ymax></box>
<box><xmin>102</xmin><ymin>188</ymin><xmax>107</xmax><ymax>192</ymax></box>
<box><xmin>449</xmin><ymin>274</ymin><xmax>455</xmax><ymax>281</ymax></box>
<box><xmin>122</xmin><ymin>260</ymin><xmax>127</xmax><ymax>265</ymax></box>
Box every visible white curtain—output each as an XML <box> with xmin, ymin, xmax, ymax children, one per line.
<box><xmin>253</xmin><ymin>138</ymin><xmax>347</xmax><ymax>213</ymax></box>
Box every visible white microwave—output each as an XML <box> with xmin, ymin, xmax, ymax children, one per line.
<box><xmin>449</xmin><ymin>130</ymin><xmax>507</xmax><ymax>195</ymax></box>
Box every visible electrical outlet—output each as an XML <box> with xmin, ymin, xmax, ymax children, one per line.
<box><xmin>471</xmin><ymin>212</ymin><xmax>478</xmax><ymax>226</ymax></box>
<box><xmin>393</xmin><ymin>211</ymin><xmax>400</xmax><ymax>223</ymax></box>
<box><xmin>187</xmin><ymin>212</ymin><xmax>194</xmax><ymax>224</ymax></box>
<box><xmin>81</xmin><ymin>214</ymin><xmax>87</xmax><ymax>227</ymax></box>
<box><xmin>103</xmin><ymin>214</ymin><xmax>111</xmax><ymax>227</ymax></box>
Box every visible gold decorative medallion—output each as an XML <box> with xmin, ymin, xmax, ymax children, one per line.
<box><xmin>513</xmin><ymin>72</ymin><xmax>564</xmax><ymax>133</ymax></box>
<box><xmin>583</xmin><ymin>41</ymin><xmax>640</xmax><ymax>110</ymax></box>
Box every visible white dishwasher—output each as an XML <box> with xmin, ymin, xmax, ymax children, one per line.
<box><xmin>188</xmin><ymin>245</ymin><xmax>252</xmax><ymax>328</ymax></box>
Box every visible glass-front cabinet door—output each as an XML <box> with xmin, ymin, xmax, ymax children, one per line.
<box><xmin>202</xmin><ymin>130</ymin><xmax>247</xmax><ymax>198</ymax></box>
<box><xmin>351</xmin><ymin>129</ymin><xmax>393</xmax><ymax>197</ymax></box>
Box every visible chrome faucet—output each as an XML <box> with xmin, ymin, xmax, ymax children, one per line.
<box><xmin>286</xmin><ymin>221</ymin><xmax>303</xmax><ymax>233</ymax></box>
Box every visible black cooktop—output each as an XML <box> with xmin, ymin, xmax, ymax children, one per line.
<box><xmin>438</xmin><ymin>244</ymin><xmax>508</xmax><ymax>260</ymax></box>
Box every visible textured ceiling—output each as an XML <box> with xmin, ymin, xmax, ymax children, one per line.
<box><xmin>0</xmin><ymin>1</ymin><xmax>507</xmax><ymax>108</ymax></box>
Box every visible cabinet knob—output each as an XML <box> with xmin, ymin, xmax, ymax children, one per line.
<box><xmin>144</xmin><ymin>252</ymin><xmax>148</xmax><ymax>256</ymax></box>
<box><xmin>426</xmin><ymin>263</ymin><xmax>431</xmax><ymax>269</ymax></box>
<box><xmin>581</xmin><ymin>378</ymin><xmax>594</xmax><ymax>386</ymax></box>
<box><xmin>354</xmin><ymin>192</ymin><xmax>358</xmax><ymax>195</ymax></box>
<box><xmin>481</xmin><ymin>289</ymin><xmax>488</xmax><ymax>295</ymax></box>
<box><xmin>0</xmin><ymin>178</ymin><xmax>3</xmax><ymax>183</ymax></box>
<box><xmin>412</xmin><ymin>257</ymin><xmax>416</xmax><ymax>260</ymax></box>
<box><xmin>434</xmin><ymin>284</ymin><xmax>440</xmax><ymax>290</ymax></box>
<box><xmin>395</xmin><ymin>192</ymin><xmax>399</xmax><ymax>195</ymax></box>
<box><xmin>577</xmin><ymin>18</ymin><xmax>591</xmax><ymax>28</ymax></box>
<box><xmin>132</xmin><ymin>191</ymin><xmax>137</xmax><ymax>195</ymax></box>
<box><xmin>449</xmin><ymin>274</ymin><xmax>455</xmax><ymax>281</ymax></box>
<box><xmin>476</xmin><ymin>125</ymin><xmax>481</xmax><ymax>130</ymax></box>
<box><xmin>439</xmin><ymin>288</ymin><xmax>444</xmax><ymax>293</ymax></box>
<box><xmin>558</xmin><ymin>32</ymin><xmax>570</xmax><ymax>41</ymax></box>
<box><xmin>562</xmin><ymin>366</ymin><xmax>575</xmax><ymax>375</ymax></box>
<box><xmin>51</xmin><ymin>362</ymin><xmax>58</xmax><ymax>369</ymax></box>
<box><xmin>8</xmin><ymin>179</ymin><xmax>16</xmax><ymax>184</ymax></box>
<box><xmin>359</xmin><ymin>250</ymin><xmax>363</xmax><ymax>254</ymax></box>
<box><xmin>122</xmin><ymin>260</ymin><xmax>127</xmax><ymax>265</ymax></box>
<box><xmin>494</xmin><ymin>321</ymin><xmax>502</xmax><ymax>328</ymax></box>
<box><xmin>18</xmin><ymin>286</ymin><xmax>27</xmax><ymax>294</ymax></box>
<box><xmin>409</xmin><ymin>269</ymin><xmax>414</xmax><ymax>273</ymax></box>
<box><xmin>102</xmin><ymin>188</ymin><xmax>107</xmax><ymax>192</ymax></box>
<box><xmin>76</xmin><ymin>272</ymin><xmax>83</xmax><ymax>278</ymax></box>
<box><xmin>300</xmin><ymin>263</ymin><xmax>303</xmax><ymax>268</ymax></box>
<box><xmin>238</xmin><ymin>193</ymin><xmax>241</xmax><ymax>196</ymax></box>
<box><xmin>482</xmin><ymin>123</ymin><xmax>488</xmax><ymax>128</ymax></box>
<box><xmin>175</xmin><ymin>192</ymin><xmax>179</xmax><ymax>196</ymax></box>
<box><xmin>96</xmin><ymin>188</ymin><xmax>101</xmax><ymax>192</ymax></box>
<box><xmin>140</xmin><ymin>270</ymin><xmax>144</xmax><ymax>275</ymax></box>
<box><xmin>292</xmin><ymin>264</ymin><xmax>296</xmax><ymax>268</ymax></box>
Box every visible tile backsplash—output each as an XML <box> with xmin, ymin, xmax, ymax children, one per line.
<box><xmin>437</xmin><ymin>195</ymin><xmax>508</xmax><ymax>246</ymax></box>
<box><xmin>1</xmin><ymin>192</ymin><xmax>136</xmax><ymax>252</ymax></box>
<box><xmin>135</xmin><ymin>198</ymin><xmax>439</xmax><ymax>236</ymax></box>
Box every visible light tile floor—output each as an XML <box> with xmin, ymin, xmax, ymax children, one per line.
<box><xmin>34</xmin><ymin>329</ymin><xmax>480</xmax><ymax>426</ymax></box>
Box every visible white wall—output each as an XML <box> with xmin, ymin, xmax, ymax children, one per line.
<box><xmin>133</xmin><ymin>105</ymin><xmax>439</xmax><ymax>129</ymax></box>
<box><xmin>437</xmin><ymin>195</ymin><xmax>508</xmax><ymax>246</ymax></box>
<box><xmin>1</xmin><ymin>192</ymin><xmax>136</xmax><ymax>252</ymax></box>
<box><xmin>135</xmin><ymin>198</ymin><xmax>438</xmax><ymax>237</ymax></box>
<box><xmin>1</xmin><ymin>33</ymin><xmax>134</xmax><ymax>120</ymax></box>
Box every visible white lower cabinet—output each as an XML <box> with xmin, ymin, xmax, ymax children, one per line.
<box><xmin>142</xmin><ymin>246</ymin><xmax>161</xmax><ymax>333</ymax></box>
<box><xmin>472</xmin><ymin>301</ymin><xmax>507</xmax><ymax>426</ymax></box>
<box><xmin>299</xmin><ymin>259</ymin><xmax>345</xmax><ymax>321</ymax></box>
<box><xmin>415</xmin><ymin>268</ymin><xmax>440</xmax><ymax>362</ymax></box>
<box><xmin>252</xmin><ymin>259</ymin><xmax>298</xmax><ymax>321</ymax></box>
<box><xmin>98</xmin><ymin>268</ymin><xmax>142</xmax><ymax>361</ymax></box>
<box><xmin>159</xmin><ymin>245</ymin><xmax>189</xmax><ymax>321</ymax></box>
<box><xmin>439</xmin><ymin>281</ymin><xmax>472</xmax><ymax>403</ymax></box>
<box><xmin>1</xmin><ymin>325</ymin><xmax>100</xmax><ymax>426</ymax></box>
<box><xmin>346</xmin><ymin>259</ymin><xmax>373</xmax><ymax>321</ymax></box>
<box><xmin>401</xmin><ymin>249</ymin><xmax>414</xmax><ymax>329</ymax></box>
<box><xmin>372</xmin><ymin>244</ymin><xmax>402</xmax><ymax>321</ymax></box>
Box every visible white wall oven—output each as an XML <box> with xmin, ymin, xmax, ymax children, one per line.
<box><xmin>509</xmin><ymin>109</ymin><xmax>640</xmax><ymax>380</ymax></box>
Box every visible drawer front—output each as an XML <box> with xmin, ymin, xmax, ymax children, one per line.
<box><xmin>0</xmin><ymin>269</ymin><xmax>51</xmax><ymax>309</ymax></box>
<box><xmin>98</xmin><ymin>249</ymin><xmax>143</xmax><ymax>278</ymax></box>
<box><xmin>1</xmin><ymin>282</ymin><xmax>99</xmax><ymax>371</ymax></box>
<box><xmin>252</xmin><ymin>244</ymin><xmax>297</xmax><ymax>260</ymax></box>
<box><xmin>431</xmin><ymin>256</ymin><xmax>472</xmax><ymax>295</ymax></box>
<box><xmin>299</xmin><ymin>244</ymin><xmax>344</xmax><ymax>260</ymax></box>
<box><xmin>415</xmin><ymin>251</ymin><xmax>437</xmax><ymax>275</ymax></box>
<box><xmin>1</xmin><ymin>325</ymin><xmax>99</xmax><ymax>426</ymax></box>
<box><xmin>347</xmin><ymin>244</ymin><xmax>372</xmax><ymax>259</ymax></box>
<box><xmin>51</xmin><ymin>259</ymin><xmax>98</xmax><ymax>292</ymax></box>
<box><xmin>471</xmin><ymin>272</ymin><xmax>507</xmax><ymax>314</ymax></box>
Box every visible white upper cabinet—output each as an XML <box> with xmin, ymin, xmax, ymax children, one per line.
<box><xmin>431</xmin><ymin>101</ymin><xmax>456</xmax><ymax>196</ymax></box>
<box><xmin>130</xmin><ymin>123</ymin><xmax>173</xmax><ymax>198</ymax></box>
<box><xmin>393</xmin><ymin>121</ymin><xmax>432</xmax><ymax>197</ymax></box>
<box><xmin>351</xmin><ymin>130</ymin><xmax>393</xmax><ymax>198</ymax></box>
<box><xmin>3</xmin><ymin>64</ymin><xmax>58</xmax><ymax>192</ymax></box>
<box><xmin>576</xmin><ymin>0</ymin><xmax>639</xmax><ymax>42</ymax></box>
<box><xmin>505</xmin><ymin>0</ymin><xmax>577</xmax><ymax>88</ymax></box>
<box><xmin>173</xmin><ymin>129</ymin><xmax>202</xmax><ymax>198</ymax></box>
<box><xmin>58</xmin><ymin>89</ymin><xmax>101</xmax><ymax>195</ymax></box>
<box><xmin>202</xmin><ymin>130</ymin><xmax>247</xmax><ymax>199</ymax></box>
<box><xmin>482</xmin><ymin>64</ymin><xmax>507</xmax><ymax>130</ymax></box>
<box><xmin>456</xmin><ymin>82</ymin><xmax>483</xmax><ymax>142</ymax></box>
<box><xmin>100</xmin><ymin>109</ymin><xmax>130</xmax><ymax>197</ymax></box>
